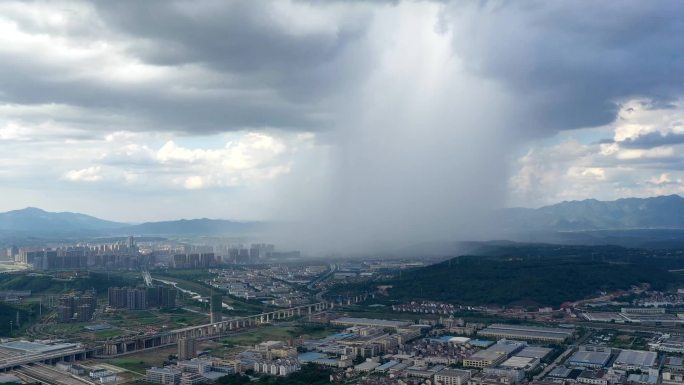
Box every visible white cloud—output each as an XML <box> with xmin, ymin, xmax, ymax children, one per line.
<box><xmin>64</xmin><ymin>166</ymin><xmax>102</xmax><ymax>182</ymax></box>
<box><xmin>567</xmin><ymin>167</ymin><xmax>606</xmax><ymax>180</ymax></box>
<box><xmin>183</xmin><ymin>176</ymin><xmax>205</xmax><ymax>190</ymax></box>
<box><xmin>55</xmin><ymin>130</ymin><xmax>308</xmax><ymax>191</ymax></box>
<box><xmin>510</xmin><ymin>99</ymin><xmax>684</xmax><ymax>206</ymax></box>
<box><xmin>616</xmin><ymin>146</ymin><xmax>674</xmax><ymax>160</ymax></box>
<box><xmin>648</xmin><ymin>173</ymin><xmax>674</xmax><ymax>185</ymax></box>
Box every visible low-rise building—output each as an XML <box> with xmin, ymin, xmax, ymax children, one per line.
<box><xmin>435</xmin><ymin>369</ymin><xmax>472</xmax><ymax>385</ymax></box>
<box><xmin>178</xmin><ymin>358</ymin><xmax>212</xmax><ymax>374</ymax></box>
<box><xmin>567</xmin><ymin>347</ymin><xmax>612</xmax><ymax>369</ymax></box>
<box><xmin>147</xmin><ymin>367</ymin><xmax>182</xmax><ymax>385</ymax></box>
<box><xmin>467</xmin><ymin>371</ymin><xmax>515</xmax><ymax>385</ymax></box>
<box><xmin>252</xmin><ymin>358</ymin><xmax>300</xmax><ymax>376</ymax></box>
<box><xmin>478</xmin><ymin>324</ymin><xmax>573</xmax><ymax>343</ymax></box>
<box><xmin>463</xmin><ymin>340</ymin><xmax>526</xmax><ymax>368</ymax></box>
<box><xmin>612</xmin><ymin>350</ymin><xmax>658</xmax><ymax>371</ymax></box>
<box><xmin>650</xmin><ymin>335</ymin><xmax>684</xmax><ymax>353</ymax></box>
<box><xmin>89</xmin><ymin>369</ymin><xmax>117</xmax><ymax>384</ymax></box>
<box><xmin>179</xmin><ymin>373</ymin><xmax>205</xmax><ymax>385</ymax></box>
<box><xmin>577</xmin><ymin>369</ymin><xmax>609</xmax><ymax>385</ymax></box>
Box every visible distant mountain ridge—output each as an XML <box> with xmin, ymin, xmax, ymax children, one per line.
<box><xmin>0</xmin><ymin>207</ymin><xmax>124</xmax><ymax>234</ymax></box>
<box><xmin>0</xmin><ymin>207</ymin><xmax>263</xmax><ymax>238</ymax></box>
<box><xmin>502</xmin><ymin>194</ymin><xmax>684</xmax><ymax>231</ymax></box>
<box><xmin>2</xmin><ymin>194</ymin><xmax>684</xmax><ymax>241</ymax></box>
<box><xmin>124</xmin><ymin>218</ymin><xmax>264</xmax><ymax>236</ymax></box>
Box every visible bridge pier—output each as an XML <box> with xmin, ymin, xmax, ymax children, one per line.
<box><xmin>91</xmin><ymin>302</ymin><xmax>333</xmax><ymax>358</ymax></box>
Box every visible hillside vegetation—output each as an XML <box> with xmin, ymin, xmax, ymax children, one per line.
<box><xmin>332</xmin><ymin>244</ymin><xmax>684</xmax><ymax>307</ymax></box>
<box><xmin>0</xmin><ymin>272</ymin><xmax>139</xmax><ymax>294</ymax></box>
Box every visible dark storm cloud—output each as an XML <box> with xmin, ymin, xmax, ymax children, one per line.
<box><xmin>92</xmin><ymin>0</ymin><xmax>375</xmax><ymax>108</ymax></box>
<box><xmin>444</xmin><ymin>1</ymin><xmax>684</xmax><ymax>136</ymax></box>
<box><xmin>0</xmin><ymin>56</ymin><xmax>321</xmax><ymax>133</ymax></box>
<box><xmin>0</xmin><ymin>0</ymin><xmax>377</xmax><ymax>134</ymax></box>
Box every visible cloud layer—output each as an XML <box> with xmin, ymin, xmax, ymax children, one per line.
<box><xmin>3</xmin><ymin>1</ymin><xmax>684</xmax><ymax>250</ymax></box>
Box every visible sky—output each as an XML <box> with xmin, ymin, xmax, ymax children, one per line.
<box><xmin>2</xmin><ymin>1</ymin><xmax>684</xmax><ymax>247</ymax></box>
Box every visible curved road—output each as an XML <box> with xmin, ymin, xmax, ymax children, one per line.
<box><xmin>308</xmin><ymin>263</ymin><xmax>337</xmax><ymax>301</ymax></box>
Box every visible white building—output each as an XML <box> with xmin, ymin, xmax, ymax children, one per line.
<box><xmin>147</xmin><ymin>367</ymin><xmax>182</xmax><ymax>385</ymax></box>
<box><xmin>435</xmin><ymin>369</ymin><xmax>472</xmax><ymax>385</ymax></box>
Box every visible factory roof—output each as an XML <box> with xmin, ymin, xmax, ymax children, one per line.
<box><xmin>332</xmin><ymin>317</ymin><xmax>411</xmax><ymax>328</ymax></box>
<box><xmin>614</xmin><ymin>350</ymin><xmax>657</xmax><ymax>368</ymax></box>
<box><xmin>665</xmin><ymin>356</ymin><xmax>684</xmax><ymax>368</ymax></box>
<box><xmin>567</xmin><ymin>350</ymin><xmax>612</xmax><ymax>367</ymax></box>
<box><xmin>486</xmin><ymin>324</ymin><xmax>572</xmax><ymax>334</ymax></box>
<box><xmin>355</xmin><ymin>361</ymin><xmax>380</xmax><ymax>371</ymax></box>
<box><xmin>500</xmin><ymin>356</ymin><xmax>537</xmax><ymax>369</ymax></box>
<box><xmin>469</xmin><ymin>340</ymin><xmax>525</xmax><ymax>361</ymax></box>
<box><xmin>0</xmin><ymin>341</ymin><xmax>77</xmax><ymax>354</ymax></box>
<box><xmin>627</xmin><ymin>373</ymin><xmax>658</xmax><ymax>384</ymax></box>
<box><xmin>376</xmin><ymin>361</ymin><xmax>399</xmax><ymax>371</ymax></box>
<box><xmin>516</xmin><ymin>346</ymin><xmax>553</xmax><ymax>359</ymax></box>
<box><xmin>479</xmin><ymin>324</ymin><xmax>573</xmax><ymax>340</ymax></box>
<box><xmin>548</xmin><ymin>367</ymin><xmax>572</xmax><ymax>378</ymax></box>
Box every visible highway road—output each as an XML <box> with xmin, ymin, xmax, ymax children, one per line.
<box><xmin>309</xmin><ymin>263</ymin><xmax>337</xmax><ymax>302</ymax></box>
<box><xmin>308</xmin><ymin>263</ymin><xmax>337</xmax><ymax>290</ymax></box>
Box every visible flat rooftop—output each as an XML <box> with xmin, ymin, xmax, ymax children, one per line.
<box><xmin>516</xmin><ymin>346</ymin><xmax>553</xmax><ymax>359</ymax></box>
<box><xmin>0</xmin><ymin>341</ymin><xmax>77</xmax><ymax>355</ymax></box>
<box><xmin>436</xmin><ymin>369</ymin><xmax>471</xmax><ymax>378</ymax></box>
<box><xmin>614</xmin><ymin>350</ymin><xmax>657</xmax><ymax>368</ymax></box>
<box><xmin>487</xmin><ymin>324</ymin><xmax>572</xmax><ymax>334</ymax></box>
<box><xmin>469</xmin><ymin>341</ymin><xmax>524</xmax><ymax>361</ymax></box>
<box><xmin>567</xmin><ymin>350</ymin><xmax>612</xmax><ymax>367</ymax></box>
<box><xmin>500</xmin><ymin>356</ymin><xmax>537</xmax><ymax>369</ymax></box>
<box><xmin>331</xmin><ymin>317</ymin><xmax>411</xmax><ymax>328</ymax></box>
<box><xmin>479</xmin><ymin>324</ymin><xmax>573</xmax><ymax>339</ymax></box>
<box><xmin>665</xmin><ymin>356</ymin><xmax>684</xmax><ymax>368</ymax></box>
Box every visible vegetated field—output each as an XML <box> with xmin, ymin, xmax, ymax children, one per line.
<box><xmin>0</xmin><ymin>271</ymin><xmax>140</xmax><ymax>295</ymax></box>
<box><xmin>102</xmin><ymin>308</ymin><xmax>208</xmax><ymax>330</ymax></box>
<box><xmin>330</xmin><ymin>244</ymin><xmax>684</xmax><ymax>307</ymax></box>
<box><xmin>94</xmin><ymin>328</ymin><xmax>127</xmax><ymax>339</ymax></box>
<box><xmin>36</xmin><ymin>321</ymin><xmax>126</xmax><ymax>342</ymax></box>
<box><xmin>0</xmin><ymin>262</ymin><xmax>27</xmax><ymax>272</ymax></box>
<box><xmin>0</xmin><ymin>302</ymin><xmax>40</xmax><ymax>337</ymax></box>
<box><xmin>608</xmin><ymin>332</ymin><xmax>650</xmax><ymax>350</ymax></box>
<box><xmin>222</xmin><ymin>324</ymin><xmax>341</xmax><ymax>347</ymax></box>
<box><xmin>104</xmin><ymin>346</ymin><xmax>176</xmax><ymax>374</ymax></box>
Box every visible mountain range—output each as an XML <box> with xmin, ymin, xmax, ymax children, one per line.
<box><xmin>2</xmin><ymin>194</ymin><xmax>684</xmax><ymax>243</ymax></box>
<box><xmin>503</xmin><ymin>194</ymin><xmax>684</xmax><ymax>231</ymax></box>
<box><xmin>0</xmin><ymin>207</ymin><xmax>263</xmax><ymax>239</ymax></box>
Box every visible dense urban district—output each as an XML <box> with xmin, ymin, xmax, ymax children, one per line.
<box><xmin>3</xmin><ymin>239</ymin><xmax>684</xmax><ymax>385</ymax></box>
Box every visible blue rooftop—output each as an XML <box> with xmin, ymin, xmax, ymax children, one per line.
<box><xmin>298</xmin><ymin>352</ymin><xmax>327</xmax><ymax>362</ymax></box>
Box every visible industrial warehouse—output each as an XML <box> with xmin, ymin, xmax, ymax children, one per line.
<box><xmin>330</xmin><ymin>317</ymin><xmax>412</xmax><ymax>329</ymax></box>
<box><xmin>477</xmin><ymin>324</ymin><xmax>574</xmax><ymax>343</ymax></box>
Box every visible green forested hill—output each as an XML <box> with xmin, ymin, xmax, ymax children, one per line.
<box><xmin>0</xmin><ymin>272</ymin><xmax>138</xmax><ymax>294</ymax></box>
<box><xmin>332</xmin><ymin>244</ymin><xmax>684</xmax><ymax>307</ymax></box>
